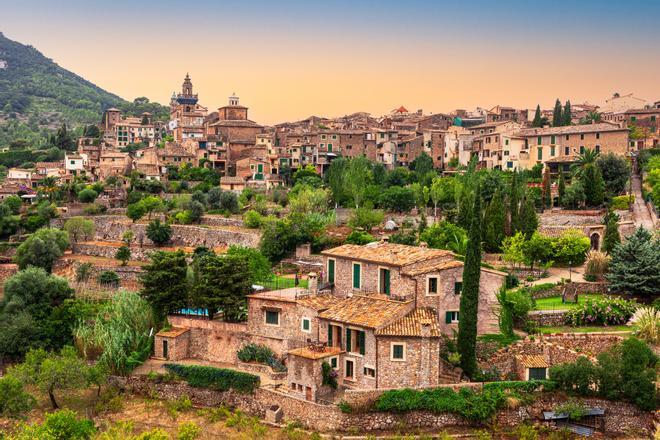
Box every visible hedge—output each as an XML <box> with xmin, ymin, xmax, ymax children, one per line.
<box><xmin>163</xmin><ymin>363</ymin><xmax>260</xmax><ymax>393</ymax></box>
<box><xmin>373</xmin><ymin>381</ymin><xmax>552</xmax><ymax>422</ymax></box>
<box><xmin>236</xmin><ymin>343</ymin><xmax>286</xmax><ymax>372</ymax></box>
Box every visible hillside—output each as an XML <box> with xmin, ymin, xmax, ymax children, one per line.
<box><xmin>0</xmin><ymin>32</ymin><xmax>168</xmax><ymax>146</ymax></box>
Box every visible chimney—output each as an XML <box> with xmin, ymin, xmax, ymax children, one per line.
<box><xmin>308</xmin><ymin>272</ymin><xmax>318</xmax><ymax>295</ymax></box>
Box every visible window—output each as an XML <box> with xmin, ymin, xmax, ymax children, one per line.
<box><xmin>345</xmin><ymin>359</ymin><xmax>355</xmax><ymax>379</ymax></box>
<box><xmin>327</xmin><ymin>324</ymin><xmax>342</xmax><ymax>348</ymax></box>
<box><xmin>346</xmin><ymin>328</ymin><xmax>366</xmax><ymax>355</ymax></box>
<box><xmin>503</xmin><ymin>150</ymin><xmax>509</xmax><ymax>156</ymax></box>
<box><xmin>352</xmin><ymin>263</ymin><xmax>361</xmax><ymax>289</ymax></box>
<box><xmin>427</xmin><ymin>276</ymin><xmax>439</xmax><ymax>295</ymax></box>
<box><xmin>580</xmin><ymin>134</ymin><xmax>585</xmax><ymax>140</ymax></box>
<box><xmin>364</xmin><ymin>367</ymin><xmax>376</xmax><ymax>378</ymax></box>
<box><xmin>390</xmin><ymin>343</ymin><xmax>406</xmax><ymax>361</ymax></box>
<box><xmin>595</xmin><ymin>132</ymin><xmax>600</xmax><ymax>139</ymax></box>
<box><xmin>565</xmin><ymin>135</ymin><xmax>569</xmax><ymax>140</ymax></box>
<box><xmin>528</xmin><ymin>367</ymin><xmax>547</xmax><ymax>380</ymax></box>
<box><xmin>445</xmin><ymin>311</ymin><xmax>459</xmax><ymax>324</ymax></box>
<box><xmin>332</xmin><ymin>135</ymin><xmax>337</xmax><ymax>139</ymax></box>
<box><xmin>265</xmin><ymin>310</ymin><xmax>279</xmax><ymax>326</ymax></box>
<box><xmin>565</xmin><ymin>146</ymin><xmax>570</xmax><ymax>155</ymax></box>
<box><xmin>580</xmin><ymin>146</ymin><xmax>585</xmax><ymax>154</ymax></box>
<box><xmin>505</xmin><ymin>139</ymin><xmax>509</xmax><ymax>146</ymax></box>
<box><xmin>321</xmin><ymin>135</ymin><xmax>326</xmax><ymax>139</ymax></box>
<box><xmin>537</xmin><ymin>136</ymin><xmax>542</xmax><ymax>145</ymax></box>
<box><xmin>551</xmin><ymin>135</ymin><xmax>556</xmax><ymax>144</ymax></box>
<box><xmin>327</xmin><ymin>143</ymin><xmax>332</xmax><ymax>152</ymax></box>
<box><xmin>291</xmin><ymin>383</ymin><xmax>296</xmax><ymax>390</ymax></box>
<box><xmin>301</xmin><ymin>318</ymin><xmax>311</xmax><ymax>332</ymax></box>
<box><xmin>454</xmin><ymin>281</ymin><xmax>462</xmax><ymax>295</ymax></box>
<box><xmin>507</xmin><ymin>161</ymin><xmax>513</xmax><ymax>169</ymax></box>
<box><xmin>550</xmin><ymin>145</ymin><xmax>556</xmax><ymax>156</ymax></box>
<box><xmin>329</xmin><ymin>357</ymin><xmax>338</xmax><ymax>369</ymax></box>
<box><xmin>379</xmin><ymin>268</ymin><xmax>391</xmax><ymax>295</ymax></box>
<box><xmin>327</xmin><ymin>259</ymin><xmax>335</xmax><ymax>284</ymax></box>
<box><xmin>595</xmin><ymin>145</ymin><xmax>601</xmax><ymax>153</ymax></box>
<box><xmin>537</xmin><ymin>147</ymin><xmax>542</xmax><ymax>161</ymax></box>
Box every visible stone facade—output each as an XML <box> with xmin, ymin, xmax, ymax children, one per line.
<box><xmin>375</xmin><ymin>335</ymin><xmax>441</xmax><ymax>389</ymax></box>
<box><xmin>154</xmin><ymin>328</ymin><xmax>190</xmax><ymax>361</ymax></box>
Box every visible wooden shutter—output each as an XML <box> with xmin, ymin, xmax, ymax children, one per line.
<box><xmin>346</xmin><ymin>328</ymin><xmax>352</xmax><ymax>352</ymax></box>
<box><xmin>358</xmin><ymin>331</ymin><xmax>366</xmax><ymax>355</ymax></box>
<box><xmin>328</xmin><ymin>259</ymin><xmax>335</xmax><ymax>284</ymax></box>
<box><xmin>445</xmin><ymin>312</ymin><xmax>452</xmax><ymax>324</ymax></box>
<box><xmin>352</xmin><ymin>264</ymin><xmax>360</xmax><ymax>289</ymax></box>
<box><xmin>383</xmin><ymin>270</ymin><xmax>390</xmax><ymax>295</ymax></box>
<box><xmin>327</xmin><ymin>324</ymin><xmax>333</xmax><ymax>346</ymax></box>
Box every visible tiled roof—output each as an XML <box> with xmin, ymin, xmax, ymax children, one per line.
<box><xmin>376</xmin><ymin>308</ymin><xmax>441</xmax><ymax>337</ymax></box>
<box><xmin>156</xmin><ymin>327</ymin><xmax>189</xmax><ymax>338</ymax></box>
<box><xmin>318</xmin><ymin>295</ymin><xmax>411</xmax><ymax>329</ymax></box>
<box><xmin>322</xmin><ymin>242</ymin><xmax>453</xmax><ymax>267</ymax></box>
<box><xmin>288</xmin><ymin>346</ymin><xmax>343</xmax><ymax>360</ymax></box>
<box><xmin>402</xmin><ymin>259</ymin><xmax>463</xmax><ymax>276</ymax></box>
<box><xmin>516</xmin><ymin>355</ymin><xmax>549</xmax><ymax>368</ymax></box>
<box><xmin>296</xmin><ymin>294</ymin><xmax>337</xmax><ymax>311</ymax></box>
<box><xmin>516</xmin><ymin>123</ymin><xmax>626</xmax><ymax>136</ymax></box>
<box><xmin>221</xmin><ymin>176</ymin><xmax>246</xmax><ymax>184</ymax></box>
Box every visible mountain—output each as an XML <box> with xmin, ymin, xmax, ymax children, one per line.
<box><xmin>0</xmin><ymin>32</ymin><xmax>168</xmax><ymax>146</ymax></box>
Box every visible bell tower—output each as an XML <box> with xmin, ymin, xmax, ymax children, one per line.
<box><xmin>182</xmin><ymin>73</ymin><xmax>193</xmax><ymax>97</ymax></box>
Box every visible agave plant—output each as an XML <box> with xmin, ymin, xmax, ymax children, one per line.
<box><xmin>629</xmin><ymin>307</ymin><xmax>660</xmax><ymax>345</ymax></box>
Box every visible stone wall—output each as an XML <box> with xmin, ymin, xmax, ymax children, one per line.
<box><xmin>72</xmin><ymin>242</ymin><xmax>159</xmax><ymax>262</ymax></box>
<box><xmin>167</xmin><ymin>316</ymin><xmax>249</xmax><ymax>364</ymax></box>
<box><xmin>0</xmin><ymin>263</ymin><xmax>18</xmax><ymax>298</ymax></box>
<box><xmin>527</xmin><ymin>310</ymin><xmax>567</xmax><ymax>327</ymax></box>
<box><xmin>562</xmin><ymin>281</ymin><xmax>608</xmax><ymax>296</ymax></box>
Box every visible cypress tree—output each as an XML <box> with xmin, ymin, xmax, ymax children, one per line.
<box><xmin>458</xmin><ymin>183</ymin><xmax>482</xmax><ymax>378</ymax></box>
<box><xmin>532</xmin><ymin>105</ymin><xmax>542</xmax><ymax>127</ymax></box>
<box><xmin>562</xmin><ymin>100</ymin><xmax>572</xmax><ymax>126</ymax></box>
<box><xmin>606</xmin><ymin>227</ymin><xmax>660</xmax><ymax>297</ymax></box>
<box><xmin>558</xmin><ymin>171</ymin><xmax>566</xmax><ymax>202</ymax></box>
<box><xmin>602</xmin><ymin>210</ymin><xmax>621</xmax><ymax>254</ymax></box>
<box><xmin>552</xmin><ymin>99</ymin><xmax>563</xmax><ymax>127</ymax></box>
<box><xmin>519</xmin><ymin>196</ymin><xmax>538</xmax><ymax>239</ymax></box>
<box><xmin>542</xmin><ymin>167</ymin><xmax>552</xmax><ymax>209</ymax></box>
<box><xmin>484</xmin><ymin>189</ymin><xmax>505</xmax><ymax>252</ymax></box>
<box><xmin>508</xmin><ymin>170</ymin><xmax>521</xmax><ymax>235</ymax></box>
<box><xmin>582</xmin><ymin>163</ymin><xmax>605</xmax><ymax>206</ymax></box>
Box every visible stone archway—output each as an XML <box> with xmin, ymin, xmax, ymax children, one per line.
<box><xmin>590</xmin><ymin>232</ymin><xmax>600</xmax><ymax>250</ymax></box>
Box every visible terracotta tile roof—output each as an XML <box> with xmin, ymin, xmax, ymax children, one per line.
<box><xmin>516</xmin><ymin>123</ymin><xmax>626</xmax><ymax>136</ymax></box>
<box><xmin>402</xmin><ymin>259</ymin><xmax>463</xmax><ymax>276</ymax></box>
<box><xmin>516</xmin><ymin>355</ymin><xmax>549</xmax><ymax>368</ymax></box>
<box><xmin>376</xmin><ymin>308</ymin><xmax>441</xmax><ymax>337</ymax></box>
<box><xmin>296</xmin><ymin>294</ymin><xmax>337</xmax><ymax>311</ymax></box>
<box><xmin>156</xmin><ymin>327</ymin><xmax>189</xmax><ymax>338</ymax></box>
<box><xmin>221</xmin><ymin>176</ymin><xmax>246</xmax><ymax>184</ymax></box>
<box><xmin>321</xmin><ymin>242</ymin><xmax>453</xmax><ymax>267</ymax></box>
<box><xmin>318</xmin><ymin>295</ymin><xmax>412</xmax><ymax>329</ymax></box>
<box><xmin>288</xmin><ymin>346</ymin><xmax>343</xmax><ymax>360</ymax></box>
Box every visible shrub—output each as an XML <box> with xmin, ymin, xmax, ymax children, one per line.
<box><xmin>164</xmin><ymin>363</ymin><xmax>260</xmax><ymax>393</ymax></box>
<box><xmin>554</xmin><ymin>400</ymin><xmax>589</xmax><ymax>421</ymax></box>
<box><xmin>83</xmin><ymin>203</ymin><xmax>107</xmax><ymax>215</ymax></box>
<box><xmin>97</xmin><ymin>270</ymin><xmax>120</xmax><ymax>287</ymax></box>
<box><xmin>321</xmin><ymin>361</ymin><xmax>338</xmax><ymax>389</ymax></box>
<box><xmin>13</xmin><ymin>409</ymin><xmax>96</xmax><ymax>439</ymax></box>
<box><xmin>146</xmin><ymin>219</ymin><xmax>172</xmax><ymax>245</ymax></box>
<box><xmin>77</xmin><ymin>188</ymin><xmax>98</xmax><ymax>203</ymax></box>
<box><xmin>505</xmin><ymin>273</ymin><xmax>519</xmax><ymax>289</ymax></box>
<box><xmin>345</xmin><ymin>230</ymin><xmax>376</xmax><ymax>245</ymax></box>
<box><xmin>584</xmin><ymin>250</ymin><xmax>610</xmax><ymax>279</ymax></box>
<box><xmin>76</xmin><ymin>262</ymin><xmax>93</xmax><ymax>282</ymax></box>
<box><xmin>630</xmin><ymin>307</ymin><xmax>660</xmax><ymax>344</ymax></box>
<box><xmin>550</xmin><ymin>229</ymin><xmax>591</xmax><ymax>266</ymax></box>
<box><xmin>610</xmin><ymin>194</ymin><xmax>634</xmax><ymax>210</ymax></box>
<box><xmin>348</xmin><ymin>208</ymin><xmax>384</xmax><ymax>231</ymax></box>
<box><xmin>507</xmin><ymin>289</ymin><xmax>535</xmax><ymax>326</ymax></box>
<box><xmin>564</xmin><ymin>296</ymin><xmax>638</xmax><ymax>326</ymax></box>
<box><xmin>236</xmin><ymin>343</ymin><xmax>286</xmax><ymax>372</ymax></box>
<box><xmin>550</xmin><ymin>356</ymin><xmax>598</xmax><ymax>396</ymax></box>
<box><xmin>0</xmin><ymin>376</ymin><xmax>34</xmax><ymax>418</ymax></box>
<box><xmin>243</xmin><ymin>210</ymin><xmax>263</xmax><ymax>228</ymax></box>
<box><xmin>178</xmin><ymin>421</ymin><xmax>201</xmax><ymax>440</ymax></box>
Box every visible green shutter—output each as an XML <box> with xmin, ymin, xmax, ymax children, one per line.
<box><xmin>328</xmin><ymin>324</ymin><xmax>333</xmax><ymax>346</ymax></box>
<box><xmin>383</xmin><ymin>269</ymin><xmax>390</xmax><ymax>295</ymax></box>
<box><xmin>359</xmin><ymin>331</ymin><xmax>366</xmax><ymax>355</ymax></box>
<box><xmin>346</xmin><ymin>328</ymin><xmax>352</xmax><ymax>352</ymax></box>
<box><xmin>352</xmin><ymin>264</ymin><xmax>360</xmax><ymax>289</ymax></box>
<box><xmin>537</xmin><ymin>147</ymin><xmax>542</xmax><ymax>160</ymax></box>
<box><xmin>445</xmin><ymin>312</ymin><xmax>452</xmax><ymax>324</ymax></box>
<box><xmin>328</xmin><ymin>260</ymin><xmax>335</xmax><ymax>284</ymax></box>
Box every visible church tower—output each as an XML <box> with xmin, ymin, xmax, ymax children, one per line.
<box><xmin>182</xmin><ymin>73</ymin><xmax>194</xmax><ymax>97</ymax></box>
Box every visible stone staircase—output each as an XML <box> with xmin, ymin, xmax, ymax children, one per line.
<box><xmin>438</xmin><ymin>358</ymin><xmax>463</xmax><ymax>384</ymax></box>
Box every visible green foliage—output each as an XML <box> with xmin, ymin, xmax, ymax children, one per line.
<box><xmin>606</xmin><ymin>227</ymin><xmax>660</xmax><ymax>296</ymax></box>
<box><xmin>77</xmin><ymin>187</ymin><xmax>98</xmax><ymax>203</ymax></box>
<box><xmin>502</xmin><ymin>232</ymin><xmax>526</xmax><ymax>268</ymax></box>
<box><xmin>321</xmin><ymin>361</ymin><xmax>338</xmax><ymax>389</ymax></box>
<box><xmin>98</xmin><ymin>270</ymin><xmax>120</xmax><ymax>287</ymax></box>
<box><xmin>518</xmin><ymin>197</ymin><xmax>538</xmax><ymax>239</ymax></box>
<box><xmin>177</xmin><ymin>421</ymin><xmax>201</xmax><ymax>440</ymax></box>
<box><xmin>602</xmin><ymin>210</ymin><xmax>621</xmax><ymax>254</ymax></box>
<box><xmin>243</xmin><ymin>209</ymin><xmax>263</xmax><ymax>228</ymax></box>
<box><xmin>582</xmin><ymin>163</ymin><xmax>605</xmax><ymax>206</ymax></box>
<box><xmin>15</xmin><ymin>227</ymin><xmax>69</xmax><ymax>272</ymax></box>
<box><xmin>140</xmin><ymin>250</ymin><xmax>189</xmax><ymax>323</ymax></box>
<box><xmin>63</xmin><ymin>217</ymin><xmax>95</xmax><ymax>243</ymax></box>
<box><xmin>419</xmin><ymin>221</ymin><xmax>467</xmax><ymax>255</ymax></box>
<box><xmin>237</xmin><ymin>343</ymin><xmax>286</xmax><ymax>372</ymax></box>
<box><xmin>506</xmin><ymin>288</ymin><xmax>535</xmax><ymax>326</ymax></box>
<box><xmin>496</xmin><ymin>287</ymin><xmax>514</xmax><ymax>337</ymax></box>
<box><xmin>483</xmin><ymin>190</ymin><xmax>506</xmax><ymax>252</ymax></box>
<box><xmin>561</xmin><ymin>181</ymin><xmax>585</xmax><ymax>209</ymax></box>
<box><xmin>0</xmin><ymin>375</ymin><xmax>34</xmax><ymax>418</ymax></box>
<box><xmin>552</xmin><ymin>99</ymin><xmax>563</xmax><ymax>127</ymax></box>
<box><xmin>609</xmin><ymin>194</ymin><xmax>634</xmax><ymax>210</ymax></box>
<box><xmin>114</xmin><ymin>245</ymin><xmax>131</xmax><ymax>266</ymax></box>
<box><xmin>146</xmin><ymin>219</ymin><xmax>172</xmax><ymax>245</ymax></box>
<box><xmin>378</xmin><ymin>186</ymin><xmax>415</xmax><ymax>212</ymax></box>
<box><xmin>126</xmin><ymin>202</ymin><xmax>146</xmax><ymax>222</ymax></box>
<box><xmin>553</xmin><ymin>400</ymin><xmax>589</xmax><ymax>421</ymax></box>
<box><xmin>345</xmin><ymin>230</ymin><xmax>376</xmax><ymax>245</ymax></box>
<box><xmin>259</xmin><ymin>218</ymin><xmax>298</xmax><ymax>262</ymax></box>
<box><xmin>164</xmin><ymin>363</ymin><xmax>260</xmax><ymax>393</ymax></box>
<box><xmin>551</xmin><ymin>229</ymin><xmax>591</xmax><ymax>265</ymax></box>
<box><xmin>226</xmin><ymin>245</ymin><xmax>271</xmax><ymax>283</ymax></box>
<box><xmin>564</xmin><ymin>296</ymin><xmax>638</xmax><ymax>326</ymax></box>
<box><xmin>521</xmin><ymin>232</ymin><xmax>553</xmax><ymax>271</ymax></box>
<box><xmin>75</xmin><ymin>262</ymin><xmax>93</xmax><ymax>282</ymax></box>
<box><xmin>348</xmin><ymin>207</ymin><xmax>384</xmax><ymax>231</ymax></box>
<box><xmin>596</xmin><ymin>153</ymin><xmax>630</xmax><ymax>196</ymax></box>
<box><xmin>629</xmin><ymin>307</ymin><xmax>660</xmax><ymax>345</ymax></box>
<box><xmin>10</xmin><ymin>409</ymin><xmax>96</xmax><ymax>440</ymax></box>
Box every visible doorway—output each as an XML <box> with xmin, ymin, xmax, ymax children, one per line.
<box><xmin>163</xmin><ymin>340</ymin><xmax>169</xmax><ymax>359</ymax></box>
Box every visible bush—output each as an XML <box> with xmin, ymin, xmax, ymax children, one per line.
<box><xmin>236</xmin><ymin>343</ymin><xmax>286</xmax><ymax>372</ymax></box>
<box><xmin>505</xmin><ymin>273</ymin><xmax>519</xmax><ymax>289</ymax></box>
<box><xmin>97</xmin><ymin>270</ymin><xmax>120</xmax><ymax>287</ymax></box>
<box><xmin>178</xmin><ymin>421</ymin><xmax>201</xmax><ymax>440</ymax></box>
<box><xmin>83</xmin><ymin>203</ymin><xmax>107</xmax><ymax>215</ymax></box>
<box><xmin>564</xmin><ymin>296</ymin><xmax>638</xmax><ymax>326</ymax></box>
<box><xmin>321</xmin><ymin>361</ymin><xmax>338</xmax><ymax>389</ymax></box>
<box><xmin>13</xmin><ymin>409</ymin><xmax>96</xmax><ymax>439</ymax></box>
<box><xmin>243</xmin><ymin>210</ymin><xmax>263</xmax><ymax>229</ymax></box>
<box><xmin>0</xmin><ymin>376</ymin><xmax>34</xmax><ymax>418</ymax></box>
<box><xmin>164</xmin><ymin>363</ymin><xmax>260</xmax><ymax>393</ymax></box>
<box><xmin>348</xmin><ymin>208</ymin><xmax>384</xmax><ymax>231</ymax></box>
<box><xmin>507</xmin><ymin>288</ymin><xmax>535</xmax><ymax>325</ymax></box>
<box><xmin>146</xmin><ymin>219</ymin><xmax>172</xmax><ymax>245</ymax></box>
<box><xmin>630</xmin><ymin>307</ymin><xmax>660</xmax><ymax>344</ymax></box>
<box><xmin>77</xmin><ymin>188</ymin><xmax>98</xmax><ymax>203</ymax></box>
<box><xmin>584</xmin><ymin>250</ymin><xmax>610</xmax><ymax>279</ymax></box>
<box><xmin>550</xmin><ymin>229</ymin><xmax>591</xmax><ymax>266</ymax></box>
<box><xmin>550</xmin><ymin>356</ymin><xmax>598</xmax><ymax>396</ymax></box>
<box><xmin>610</xmin><ymin>194</ymin><xmax>634</xmax><ymax>210</ymax></box>
<box><xmin>345</xmin><ymin>230</ymin><xmax>376</xmax><ymax>245</ymax></box>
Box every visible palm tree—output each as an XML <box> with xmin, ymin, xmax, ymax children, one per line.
<box><xmin>38</xmin><ymin>176</ymin><xmax>59</xmax><ymax>202</ymax></box>
<box><xmin>571</xmin><ymin>148</ymin><xmax>600</xmax><ymax>178</ymax></box>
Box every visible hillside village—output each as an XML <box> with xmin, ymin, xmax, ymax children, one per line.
<box><xmin>0</xmin><ymin>37</ymin><xmax>659</xmax><ymax>440</ymax></box>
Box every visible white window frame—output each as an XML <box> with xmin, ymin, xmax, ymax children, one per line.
<box><xmin>426</xmin><ymin>275</ymin><xmax>440</xmax><ymax>296</ymax></box>
<box><xmin>301</xmin><ymin>317</ymin><xmax>311</xmax><ymax>333</ymax></box>
<box><xmin>448</xmin><ymin>311</ymin><xmax>460</xmax><ymax>323</ymax></box>
<box><xmin>363</xmin><ymin>365</ymin><xmax>376</xmax><ymax>379</ymax></box>
<box><xmin>345</xmin><ymin>358</ymin><xmax>356</xmax><ymax>381</ymax></box>
<box><xmin>390</xmin><ymin>342</ymin><xmax>407</xmax><ymax>361</ymax></box>
<box><xmin>264</xmin><ymin>310</ymin><xmax>280</xmax><ymax>327</ymax></box>
<box><xmin>352</xmin><ymin>262</ymin><xmax>362</xmax><ymax>290</ymax></box>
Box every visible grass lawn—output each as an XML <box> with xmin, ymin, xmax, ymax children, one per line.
<box><xmin>537</xmin><ymin>325</ymin><xmax>631</xmax><ymax>334</ymax></box>
<box><xmin>259</xmin><ymin>275</ymin><xmax>309</xmax><ymax>290</ymax></box>
<box><xmin>534</xmin><ymin>294</ymin><xmax>603</xmax><ymax>311</ymax></box>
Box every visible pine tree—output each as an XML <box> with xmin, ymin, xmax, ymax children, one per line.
<box><xmin>552</xmin><ymin>99</ymin><xmax>563</xmax><ymax>127</ymax></box>
<box><xmin>602</xmin><ymin>210</ymin><xmax>621</xmax><ymax>254</ymax></box>
<box><xmin>562</xmin><ymin>100</ymin><xmax>572</xmax><ymax>126</ymax></box>
<box><xmin>484</xmin><ymin>189</ymin><xmax>505</xmax><ymax>252</ymax></box>
<box><xmin>519</xmin><ymin>196</ymin><xmax>538</xmax><ymax>239</ymax></box>
<box><xmin>541</xmin><ymin>167</ymin><xmax>552</xmax><ymax>210</ymax></box>
<box><xmin>558</xmin><ymin>171</ymin><xmax>566</xmax><ymax>202</ymax></box>
<box><xmin>606</xmin><ymin>227</ymin><xmax>660</xmax><ymax>296</ymax></box>
<box><xmin>458</xmin><ymin>184</ymin><xmax>482</xmax><ymax>378</ymax></box>
<box><xmin>582</xmin><ymin>163</ymin><xmax>605</xmax><ymax>206</ymax></box>
<box><xmin>532</xmin><ymin>105</ymin><xmax>542</xmax><ymax>127</ymax></box>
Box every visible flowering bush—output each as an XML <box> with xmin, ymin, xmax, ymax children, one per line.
<box><xmin>564</xmin><ymin>296</ymin><xmax>638</xmax><ymax>326</ymax></box>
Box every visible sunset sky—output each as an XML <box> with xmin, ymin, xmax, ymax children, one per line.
<box><xmin>1</xmin><ymin>0</ymin><xmax>659</xmax><ymax>124</ymax></box>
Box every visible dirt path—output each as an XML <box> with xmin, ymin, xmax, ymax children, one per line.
<box><xmin>631</xmin><ymin>170</ymin><xmax>655</xmax><ymax>230</ymax></box>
